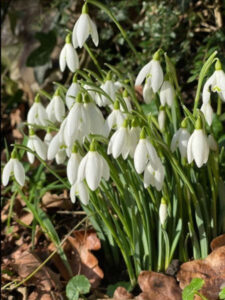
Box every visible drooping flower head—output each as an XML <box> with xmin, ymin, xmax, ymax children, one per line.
<box><xmin>27</xmin><ymin>94</ymin><xmax>48</xmax><ymax>127</ymax></box>
<box><xmin>171</xmin><ymin>118</ymin><xmax>190</xmax><ymax>158</ymax></box>
<box><xmin>59</xmin><ymin>33</ymin><xmax>79</xmax><ymax>73</ymax></box>
<box><xmin>72</xmin><ymin>3</ymin><xmax>99</xmax><ymax>48</ymax></box>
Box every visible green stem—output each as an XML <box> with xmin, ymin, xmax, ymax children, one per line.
<box><xmin>217</xmin><ymin>96</ymin><xmax>222</xmax><ymax>115</ymax></box>
<box><xmin>207</xmin><ymin>161</ymin><xmax>217</xmax><ymax>237</ymax></box>
<box><xmin>84</xmin><ymin>43</ymin><xmax>103</xmax><ymax>77</ymax></box>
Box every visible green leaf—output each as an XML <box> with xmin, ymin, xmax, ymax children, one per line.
<box><xmin>182</xmin><ymin>278</ymin><xmax>205</xmax><ymax>300</ymax></box>
<box><xmin>26</xmin><ymin>30</ymin><xmax>56</xmax><ymax>67</ymax></box>
<box><xmin>66</xmin><ymin>275</ymin><xmax>91</xmax><ymax>300</ymax></box>
<box><xmin>219</xmin><ymin>286</ymin><xmax>225</xmax><ymax>299</ymax></box>
<box><xmin>107</xmin><ymin>281</ymin><xmax>132</xmax><ymax>298</ymax></box>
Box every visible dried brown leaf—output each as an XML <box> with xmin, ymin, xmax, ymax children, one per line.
<box><xmin>177</xmin><ymin>246</ymin><xmax>225</xmax><ymax>300</ymax></box>
<box><xmin>113</xmin><ymin>286</ymin><xmax>134</xmax><ymax>299</ymax></box>
<box><xmin>210</xmin><ymin>234</ymin><xmax>225</xmax><ymax>251</ymax></box>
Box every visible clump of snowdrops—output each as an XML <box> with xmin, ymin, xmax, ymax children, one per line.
<box><xmin>2</xmin><ymin>0</ymin><xmax>225</xmax><ymax>286</ymax></box>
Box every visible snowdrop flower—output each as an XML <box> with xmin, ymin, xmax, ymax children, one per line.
<box><xmin>70</xmin><ymin>181</ymin><xmax>89</xmax><ymax>205</ymax></box>
<box><xmin>67</xmin><ymin>146</ymin><xmax>82</xmax><ymax>185</ymax></box>
<box><xmin>66</xmin><ymin>75</ymin><xmax>81</xmax><ymax>109</ymax></box>
<box><xmin>96</xmin><ymin>73</ymin><xmax>117</xmax><ymax>107</ymax></box>
<box><xmin>44</xmin><ymin>130</ymin><xmax>53</xmax><ymax>147</ymax></box>
<box><xmin>27</xmin><ymin>130</ymin><xmax>47</xmax><ymax>164</ymax></box>
<box><xmin>72</xmin><ymin>3</ymin><xmax>99</xmax><ymax>48</ymax></box>
<box><xmin>159</xmin><ymin>198</ymin><xmax>167</xmax><ymax>225</ymax></box>
<box><xmin>83</xmin><ymin>83</ymin><xmax>96</xmax><ymax>102</ymax></box>
<box><xmin>158</xmin><ymin>107</ymin><xmax>166</xmax><ymax>131</ymax></box>
<box><xmin>143</xmin><ymin>159</ymin><xmax>165</xmax><ymax>191</ymax></box>
<box><xmin>208</xmin><ymin>134</ymin><xmax>218</xmax><ymax>151</ymax></box>
<box><xmin>107</xmin><ymin>120</ymin><xmax>131</xmax><ymax>159</ymax></box>
<box><xmin>170</xmin><ymin>119</ymin><xmax>190</xmax><ymax>158</ymax></box>
<box><xmin>200</xmin><ymin>102</ymin><xmax>214</xmax><ymax>126</ymax></box>
<box><xmin>78</xmin><ymin>141</ymin><xmax>110</xmax><ymax>191</ymax></box>
<box><xmin>105</xmin><ymin>100</ymin><xmax>125</xmax><ymax>135</ymax></box>
<box><xmin>59</xmin><ymin>34</ymin><xmax>79</xmax><ymax>73</ymax></box>
<box><xmin>135</xmin><ymin>50</ymin><xmax>164</xmax><ymax>92</ymax></box>
<box><xmin>187</xmin><ymin>117</ymin><xmax>209</xmax><ymax>168</ymax></box>
<box><xmin>48</xmin><ymin>119</ymin><xmax>70</xmax><ymax>161</ymax></box>
<box><xmin>143</xmin><ymin>77</ymin><xmax>154</xmax><ymax>104</ymax></box>
<box><xmin>27</xmin><ymin>94</ymin><xmax>48</xmax><ymax>127</ymax></box>
<box><xmin>203</xmin><ymin>60</ymin><xmax>225</xmax><ymax>103</ymax></box>
<box><xmin>159</xmin><ymin>80</ymin><xmax>175</xmax><ymax>107</ymax></box>
<box><xmin>84</xmin><ymin>98</ymin><xmax>107</xmax><ymax>137</ymax></box>
<box><xmin>65</xmin><ymin>94</ymin><xmax>89</xmax><ymax>144</ymax></box>
<box><xmin>46</xmin><ymin>90</ymin><xmax>65</xmax><ymax>123</ymax></box>
<box><xmin>134</xmin><ymin>129</ymin><xmax>161</xmax><ymax>174</ymax></box>
<box><xmin>2</xmin><ymin>151</ymin><xmax>25</xmax><ymax>186</ymax></box>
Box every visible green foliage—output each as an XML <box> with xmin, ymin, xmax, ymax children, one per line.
<box><xmin>66</xmin><ymin>275</ymin><xmax>91</xmax><ymax>300</ymax></box>
<box><xmin>26</xmin><ymin>31</ymin><xmax>57</xmax><ymax>67</ymax></box>
<box><xmin>219</xmin><ymin>287</ymin><xmax>225</xmax><ymax>300</ymax></box>
<box><xmin>182</xmin><ymin>278</ymin><xmax>205</xmax><ymax>300</ymax></box>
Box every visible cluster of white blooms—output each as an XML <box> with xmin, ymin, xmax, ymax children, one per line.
<box><xmin>201</xmin><ymin>59</ymin><xmax>225</xmax><ymax>126</ymax></box>
<box><xmin>1</xmin><ymin>2</ymin><xmax>222</xmax><ymax>213</ymax></box>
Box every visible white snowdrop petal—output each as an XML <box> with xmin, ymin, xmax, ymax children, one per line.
<box><xmin>27</xmin><ymin>105</ymin><xmax>37</xmax><ymax>125</ymax></box>
<box><xmin>38</xmin><ymin>103</ymin><xmax>48</xmax><ymax>126</ymax></box>
<box><xmin>170</xmin><ymin>129</ymin><xmax>180</xmax><ymax>152</ymax></box>
<box><xmin>2</xmin><ymin>159</ymin><xmax>14</xmax><ymax>186</ymax></box>
<box><xmin>85</xmin><ymin>152</ymin><xmax>101</xmax><ymax>191</ymax></box>
<box><xmin>78</xmin><ymin>154</ymin><xmax>88</xmax><ymax>182</ymax></box>
<box><xmin>65</xmin><ymin>44</ymin><xmax>79</xmax><ymax>72</ymax></box>
<box><xmin>178</xmin><ymin>129</ymin><xmax>190</xmax><ymax>158</ymax></box>
<box><xmin>48</xmin><ymin>134</ymin><xmax>60</xmax><ymax>160</ymax></box>
<box><xmin>76</xmin><ymin>14</ymin><xmax>90</xmax><ymax>48</ymax></box>
<box><xmin>159</xmin><ymin>203</ymin><xmax>167</xmax><ymax>225</ymax></box>
<box><xmin>101</xmin><ymin>157</ymin><xmax>110</xmax><ymax>181</ymax></box>
<box><xmin>72</xmin><ymin>20</ymin><xmax>79</xmax><ymax>48</ymax></box>
<box><xmin>66</xmin><ymin>83</ymin><xmax>81</xmax><ymax>109</ymax></box>
<box><xmin>70</xmin><ymin>184</ymin><xmax>76</xmax><ymax>203</ymax></box>
<box><xmin>134</xmin><ymin>140</ymin><xmax>148</xmax><ymax>174</ymax></box>
<box><xmin>135</xmin><ymin>61</ymin><xmax>152</xmax><ymax>86</ymax></box>
<box><xmin>67</xmin><ymin>153</ymin><xmax>81</xmax><ymax>185</ymax></box>
<box><xmin>54</xmin><ymin>96</ymin><xmax>65</xmax><ymax>122</ymax></box>
<box><xmin>187</xmin><ymin>133</ymin><xmax>194</xmax><ymax>164</ymax></box>
<box><xmin>56</xmin><ymin>150</ymin><xmax>67</xmax><ymax>165</ymax></box>
<box><xmin>111</xmin><ymin>128</ymin><xmax>126</xmax><ymax>159</ymax></box>
<box><xmin>59</xmin><ymin>45</ymin><xmax>66</xmax><ymax>72</ymax></box>
<box><xmin>90</xmin><ymin>19</ymin><xmax>99</xmax><ymax>46</ymax></box>
<box><xmin>77</xmin><ymin>181</ymin><xmax>89</xmax><ymax>205</ymax></box>
<box><xmin>13</xmin><ymin>159</ymin><xmax>25</xmax><ymax>186</ymax></box>
<box><xmin>33</xmin><ymin>136</ymin><xmax>47</xmax><ymax>160</ymax></box>
<box><xmin>151</xmin><ymin>60</ymin><xmax>164</xmax><ymax>93</ymax></box>
<box><xmin>191</xmin><ymin>130</ymin><xmax>209</xmax><ymax>168</ymax></box>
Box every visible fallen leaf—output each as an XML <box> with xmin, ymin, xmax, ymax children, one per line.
<box><xmin>177</xmin><ymin>246</ymin><xmax>225</xmax><ymax>300</ymax></box>
<box><xmin>113</xmin><ymin>286</ymin><xmax>134</xmax><ymax>299</ymax></box>
<box><xmin>210</xmin><ymin>234</ymin><xmax>225</xmax><ymax>251</ymax></box>
<box><xmin>138</xmin><ymin>271</ymin><xmax>182</xmax><ymax>300</ymax></box>
<box><xmin>12</xmin><ymin>250</ymin><xmax>62</xmax><ymax>291</ymax></box>
<box><xmin>42</xmin><ymin>191</ymin><xmax>73</xmax><ymax>210</ymax></box>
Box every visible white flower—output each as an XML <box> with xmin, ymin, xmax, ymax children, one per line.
<box><xmin>66</xmin><ymin>97</ymin><xmax>89</xmax><ymax>144</ymax></box>
<box><xmin>107</xmin><ymin>126</ymin><xmax>130</xmax><ymax>159</ymax></box>
<box><xmin>159</xmin><ymin>199</ymin><xmax>167</xmax><ymax>225</ymax></box>
<box><xmin>159</xmin><ymin>81</ymin><xmax>175</xmax><ymax>107</ymax></box>
<box><xmin>46</xmin><ymin>92</ymin><xmax>65</xmax><ymax>123</ymax></box>
<box><xmin>48</xmin><ymin>119</ymin><xmax>71</xmax><ymax>161</ymax></box>
<box><xmin>187</xmin><ymin>128</ymin><xmax>209</xmax><ymax>168</ymax></box>
<box><xmin>208</xmin><ymin>134</ymin><xmax>218</xmax><ymax>151</ymax></box>
<box><xmin>143</xmin><ymin>78</ymin><xmax>154</xmax><ymax>104</ymax></box>
<box><xmin>2</xmin><ymin>157</ymin><xmax>25</xmax><ymax>186</ymax></box>
<box><xmin>96</xmin><ymin>80</ymin><xmax>117</xmax><ymax>107</ymax></box>
<box><xmin>134</xmin><ymin>137</ymin><xmax>160</xmax><ymax>174</ymax></box>
<box><xmin>70</xmin><ymin>181</ymin><xmax>89</xmax><ymax>205</ymax></box>
<box><xmin>27</xmin><ymin>95</ymin><xmax>48</xmax><ymax>127</ymax></box>
<box><xmin>27</xmin><ymin>133</ymin><xmax>47</xmax><ymax>164</ymax></box>
<box><xmin>85</xmin><ymin>101</ymin><xmax>107</xmax><ymax>137</ymax></box>
<box><xmin>171</xmin><ymin>128</ymin><xmax>190</xmax><ymax>158</ymax></box>
<box><xmin>72</xmin><ymin>4</ymin><xmax>99</xmax><ymax>48</ymax></box>
<box><xmin>66</xmin><ymin>80</ymin><xmax>81</xmax><ymax>110</ymax></box>
<box><xmin>135</xmin><ymin>57</ymin><xmax>163</xmax><ymax>92</ymax></box>
<box><xmin>158</xmin><ymin>109</ymin><xmax>166</xmax><ymax>131</ymax></box>
<box><xmin>200</xmin><ymin>102</ymin><xmax>214</xmax><ymax>126</ymax></box>
<box><xmin>67</xmin><ymin>151</ymin><xmax>82</xmax><ymax>185</ymax></box>
<box><xmin>143</xmin><ymin>160</ymin><xmax>165</xmax><ymax>191</ymax></box>
<box><xmin>203</xmin><ymin>61</ymin><xmax>225</xmax><ymax>103</ymax></box>
<box><xmin>122</xmin><ymin>96</ymin><xmax>132</xmax><ymax>112</ymax></box>
<box><xmin>83</xmin><ymin>84</ymin><xmax>97</xmax><ymax>102</ymax></box>
<box><xmin>59</xmin><ymin>34</ymin><xmax>79</xmax><ymax>73</ymax></box>
<box><xmin>105</xmin><ymin>103</ymin><xmax>125</xmax><ymax>135</ymax></box>
<box><xmin>78</xmin><ymin>150</ymin><xmax>110</xmax><ymax>191</ymax></box>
